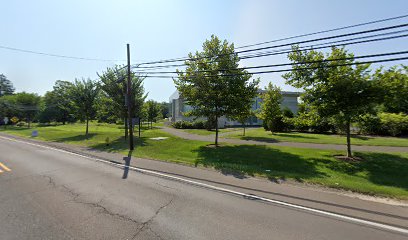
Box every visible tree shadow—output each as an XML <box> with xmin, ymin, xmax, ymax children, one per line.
<box><xmin>193</xmin><ymin>145</ymin><xmax>324</xmax><ymax>181</ymax></box>
<box><xmin>240</xmin><ymin>136</ymin><xmax>280</xmax><ymax>143</ymax></box>
<box><xmin>91</xmin><ymin>136</ymin><xmax>149</xmax><ymax>153</ymax></box>
<box><xmin>54</xmin><ymin>133</ymin><xmax>97</xmax><ymax>142</ymax></box>
<box><xmin>350</xmin><ymin>135</ymin><xmax>370</xmax><ymax>141</ymax></box>
<box><xmin>122</xmin><ymin>150</ymin><xmax>133</xmax><ymax>179</ymax></box>
<box><xmin>324</xmin><ymin>152</ymin><xmax>408</xmax><ymax>190</ymax></box>
<box><xmin>274</xmin><ymin>133</ymin><xmax>318</xmax><ymax>140</ymax></box>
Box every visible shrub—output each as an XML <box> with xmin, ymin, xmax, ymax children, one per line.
<box><xmin>172</xmin><ymin>120</ymin><xmax>212</xmax><ymax>129</ymax></box>
<box><xmin>379</xmin><ymin>112</ymin><xmax>408</xmax><ymax>136</ymax></box>
<box><xmin>357</xmin><ymin>114</ymin><xmax>383</xmax><ymax>135</ymax></box>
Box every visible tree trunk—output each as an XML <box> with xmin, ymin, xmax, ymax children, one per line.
<box><xmin>85</xmin><ymin>117</ymin><xmax>89</xmax><ymax>138</ymax></box>
<box><xmin>243</xmin><ymin>125</ymin><xmax>246</xmax><ymax>136</ymax></box>
<box><xmin>27</xmin><ymin>117</ymin><xmax>31</xmax><ymax>128</ymax></box>
<box><xmin>124</xmin><ymin>117</ymin><xmax>128</xmax><ymax>140</ymax></box>
<box><xmin>215</xmin><ymin>116</ymin><xmax>219</xmax><ymax>146</ymax></box>
<box><xmin>346</xmin><ymin>119</ymin><xmax>352</xmax><ymax>158</ymax></box>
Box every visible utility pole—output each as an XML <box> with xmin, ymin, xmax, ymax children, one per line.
<box><xmin>127</xmin><ymin>44</ymin><xmax>134</xmax><ymax>150</ymax></box>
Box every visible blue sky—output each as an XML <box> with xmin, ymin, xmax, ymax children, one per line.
<box><xmin>1</xmin><ymin>0</ymin><xmax>407</xmax><ymax>102</ymax></box>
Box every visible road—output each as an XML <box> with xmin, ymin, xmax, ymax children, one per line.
<box><xmin>0</xmin><ymin>137</ymin><xmax>407</xmax><ymax>240</ymax></box>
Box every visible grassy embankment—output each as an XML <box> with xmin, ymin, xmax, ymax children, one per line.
<box><xmin>1</xmin><ymin>122</ymin><xmax>407</xmax><ymax>199</ymax></box>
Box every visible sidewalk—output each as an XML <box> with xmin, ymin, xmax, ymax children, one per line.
<box><xmin>160</xmin><ymin>126</ymin><xmax>408</xmax><ymax>153</ymax></box>
<box><xmin>1</xmin><ymin>132</ymin><xmax>407</xmax><ymax>229</ymax></box>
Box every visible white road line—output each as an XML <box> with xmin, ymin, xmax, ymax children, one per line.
<box><xmin>0</xmin><ymin>135</ymin><xmax>407</xmax><ymax>235</ymax></box>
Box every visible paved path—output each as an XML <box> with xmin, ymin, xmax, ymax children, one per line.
<box><xmin>1</xmin><ymin>134</ymin><xmax>407</xmax><ymax>239</ymax></box>
<box><xmin>160</xmin><ymin>126</ymin><xmax>408</xmax><ymax>153</ymax></box>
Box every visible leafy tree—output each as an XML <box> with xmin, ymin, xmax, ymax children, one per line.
<box><xmin>159</xmin><ymin>101</ymin><xmax>170</xmax><ymax>119</ymax></box>
<box><xmin>39</xmin><ymin>81</ymin><xmax>75</xmax><ymax>124</ymax></box>
<box><xmin>0</xmin><ymin>74</ymin><xmax>15</xmax><ymax>97</ymax></box>
<box><xmin>144</xmin><ymin>100</ymin><xmax>161</xmax><ymax>129</ymax></box>
<box><xmin>2</xmin><ymin>92</ymin><xmax>41</xmax><ymax>128</ymax></box>
<box><xmin>69</xmin><ymin>78</ymin><xmax>99</xmax><ymax>137</ymax></box>
<box><xmin>234</xmin><ymin>108</ymin><xmax>253</xmax><ymax>136</ymax></box>
<box><xmin>174</xmin><ymin>35</ymin><xmax>259</xmax><ymax>145</ymax></box>
<box><xmin>257</xmin><ymin>83</ymin><xmax>284</xmax><ymax>133</ymax></box>
<box><xmin>98</xmin><ymin>66</ymin><xmax>147</xmax><ymax>139</ymax></box>
<box><xmin>374</xmin><ymin>65</ymin><xmax>408</xmax><ymax>114</ymax></box>
<box><xmin>283</xmin><ymin>46</ymin><xmax>381</xmax><ymax>157</ymax></box>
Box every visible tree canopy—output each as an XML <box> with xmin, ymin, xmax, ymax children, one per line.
<box><xmin>283</xmin><ymin>46</ymin><xmax>381</xmax><ymax>157</ymax></box>
<box><xmin>0</xmin><ymin>74</ymin><xmax>15</xmax><ymax>97</ymax></box>
<box><xmin>174</xmin><ymin>35</ymin><xmax>259</xmax><ymax>145</ymax></box>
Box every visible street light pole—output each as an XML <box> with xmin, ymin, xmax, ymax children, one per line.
<box><xmin>127</xmin><ymin>44</ymin><xmax>134</xmax><ymax>150</ymax></box>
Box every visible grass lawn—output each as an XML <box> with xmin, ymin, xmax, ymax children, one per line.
<box><xmin>223</xmin><ymin>127</ymin><xmax>408</xmax><ymax>147</ymax></box>
<box><xmin>1</xmin><ymin>123</ymin><xmax>407</xmax><ymax>199</ymax></box>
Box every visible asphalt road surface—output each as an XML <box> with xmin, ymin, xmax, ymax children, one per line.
<box><xmin>0</xmin><ymin>137</ymin><xmax>407</xmax><ymax>240</ymax></box>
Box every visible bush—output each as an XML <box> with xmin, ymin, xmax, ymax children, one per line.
<box><xmin>172</xmin><ymin>120</ymin><xmax>209</xmax><ymax>129</ymax></box>
<box><xmin>379</xmin><ymin>112</ymin><xmax>408</xmax><ymax>136</ymax></box>
<box><xmin>357</xmin><ymin>114</ymin><xmax>383</xmax><ymax>135</ymax></box>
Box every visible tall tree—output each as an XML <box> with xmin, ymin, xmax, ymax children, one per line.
<box><xmin>174</xmin><ymin>35</ymin><xmax>259</xmax><ymax>145</ymax></box>
<box><xmin>98</xmin><ymin>66</ymin><xmax>147</xmax><ymax>138</ymax></box>
<box><xmin>144</xmin><ymin>100</ymin><xmax>161</xmax><ymax>129</ymax></box>
<box><xmin>69</xmin><ymin>78</ymin><xmax>99</xmax><ymax>137</ymax></box>
<box><xmin>374</xmin><ymin>65</ymin><xmax>408</xmax><ymax>114</ymax></box>
<box><xmin>0</xmin><ymin>74</ymin><xmax>15</xmax><ymax>97</ymax></box>
<box><xmin>283</xmin><ymin>46</ymin><xmax>380</xmax><ymax>158</ymax></box>
<box><xmin>39</xmin><ymin>80</ymin><xmax>74</xmax><ymax>124</ymax></box>
<box><xmin>257</xmin><ymin>83</ymin><xmax>283</xmax><ymax>134</ymax></box>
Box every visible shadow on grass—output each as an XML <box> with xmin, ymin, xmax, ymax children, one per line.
<box><xmin>91</xmin><ymin>136</ymin><xmax>149</xmax><ymax>153</ymax></box>
<box><xmin>54</xmin><ymin>133</ymin><xmax>97</xmax><ymax>142</ymax></box>
<box><xmin>325</xmin><ymin>152</ymin><xmax>408</xmax><ymax>190</ymax></box>
<box><xmin>193</xmin><ymin>145</ymin><xmax>324</xmax><ymax>181</ymax></box>
<box><xmin>240</xmin><ymin>136</ymin><xmax>280</xmax><ymax>143</ymax></box>
<box><xmin>274</xmin><ymin>133</ymin><xmax>318</xmax><ymax>140</ymax></box>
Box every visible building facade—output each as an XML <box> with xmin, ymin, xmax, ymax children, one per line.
<box><xmin>169</xmin><ymin>90</ymin><xmax>300</xmax><ymax>128</ymax></box>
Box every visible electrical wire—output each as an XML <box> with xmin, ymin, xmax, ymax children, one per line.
<box><xmin>139</xmin><ymin>56</ymin><xmax>408</xmax><ymax>78</ymax></box>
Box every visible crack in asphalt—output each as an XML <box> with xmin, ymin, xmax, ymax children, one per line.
<box><xmin>131</xmin><ymin>197</ymin><xmax>174</xmax><ymax>240</ymax></box>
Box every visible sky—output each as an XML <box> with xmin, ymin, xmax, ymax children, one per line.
<box><xmin>1</xmin><ymin>0</ymin><xmax>407</xmax><ymax>102</ymax></box>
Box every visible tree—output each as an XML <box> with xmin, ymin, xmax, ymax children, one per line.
<box><xmin>257</xmin><ymin>83</ymin><xmax>284</xmax><ymax>134</ymax></box>
<box><xmin>283</xmin><ymin>46</ymin><xmax>381</xmax><ymax>158</ymax></box>
<box><xmin>2</xmin><ymin>92</ymin><xmax>41</xmax><ymax>128</ymax></box>
<box><xmin>69</xmin><ymin>78</ymin><xmax>99</xmax><ymax>137</ymax></box>
<box><xmin>39</xmin><ymin>80</ymin><xmax>75</xmax><ymax>124</ymax></box>
<box><xmin>374</xmin><ymin>65</ymin><xmax>408</xmax><ymax>114</ymax></box>
<box><xmin>234</xmin><ymin>108</ymin><xmax>253</xmax><ymax>136</ymax></box>
<box><xmin>98</xmin><ymin>66</ymin><xmax>147</xmax><ymax>139</ymax></box>
<box><xmin>0</xmin><ymin>74</ymin><xmax>15</xmax><ymax>97</ymax></box>
<box><xmin>174</xmin><ymin>35</ymin><xmax>259</xmax><ymax>145</ymax></box>
<box><xmin>144</xmin><ymin>100</ymin><xmax>161</xmax><ymax>129</ymax></box>
<box><xmin>159</xmin><ymin>101</ymin><xmax>170</xmax><ymax>119</ymax></box>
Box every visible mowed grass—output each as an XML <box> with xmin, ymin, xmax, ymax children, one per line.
<box><xmin>222</xmin><ymin>127</ymin><xmax>408</xmax><ymax>147</ymax></box>
<box><xmin>1</xmin><ymin>123</ymin><xmax>408</xmax><ymax>199</ymax></box>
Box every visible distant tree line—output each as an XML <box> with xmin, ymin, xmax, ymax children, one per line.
<box><xmin>0</xmin><ymin>70</ymin><xmax>169</xmax><ymax>138</ymax></box>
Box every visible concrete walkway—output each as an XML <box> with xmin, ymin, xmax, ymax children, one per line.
<box><xmin>160</xmin><ymin>126</ymin><xmax>408</xmax><ymax>153</ymax></box>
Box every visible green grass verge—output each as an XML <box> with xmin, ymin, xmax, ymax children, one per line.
<box><xmin>1</xmin><ymin>123</ymin><xmax>407</xmax><ymax>199</ymax></box>
<box><xmin>223</xmin><ymin>127</ymin><xmax>408</xmax><ymax>147</ymax></box>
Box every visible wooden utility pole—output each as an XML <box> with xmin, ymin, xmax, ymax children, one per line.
<box><xmin>127</xmin><ymin>44</ymin><xmax>134</xmax><ymax>150</ymax></box>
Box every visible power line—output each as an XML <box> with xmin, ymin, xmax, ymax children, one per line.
<box><xmin>133</xmin><ymin>31</ymin><xmax>408</xmax><ymax>70</ymax></box>
<box><xmin>0</xmin><ymin>45</ymin><xmax>126</xmax><ymax>62</ymax></box>
<box><xmin>136</xmin><ymin>23</ymin><xmax>408</xmax><ymax>66</ymax></box>
<box><xmin>140</xmin><ymin>56</ymin><xmax>408</xmax><ymax>78</ymax></box>
<box><xmin>236</xmin><ymin>14</ymin><xmax>408</xmax><ymax>49</ymax></box>
<box><xmin>132</xmin><ymin>51</ymin><xmax>408</xmax><ymax>74</ymax></box>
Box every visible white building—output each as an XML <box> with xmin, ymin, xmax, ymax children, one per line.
<box><xmin>169</xmin><ymin>90</ymin><xmax>300</xmax><ymax>128</ymax></box>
